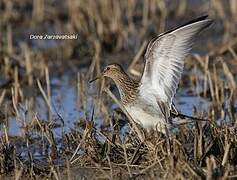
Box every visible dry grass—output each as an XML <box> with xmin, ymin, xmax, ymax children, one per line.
<box><xmin>0</xmin><ymin>0</ymin><xmax>237</xmax><ymax>179</ymax></box>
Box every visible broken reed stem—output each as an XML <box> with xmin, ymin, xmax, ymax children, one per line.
<box><xmin>206</xmin><ymin>155</ymin><xmax>217</xmax><ymax>180</ymax></box>
<box><xmin>4</xmin><ymin>57</ymin><xmax>10</xmax><ymax>77</ymax></box>
<box><xmin>11</xmin><ymin>87</ymin><xmax>19</xmax><ymax>118</ymax></box>
<box><xmin>70</xmin><ymin>122</ymin><xmax>92</xmax><ymax>163</ymax></box>
<box><xmin>87</xmin><ymin>40</ymin><xmax>101</xmax><ymax>80</ymax></box>
<box><xmin>23</xmin><ymin>44</ymin><xmax>33</xmax><ymax>86</ymax></box>
<box><xmin>222</xmin><ymin>143</ymin><xmax>231</xmax><ymax>166</ymax></box>
<box><xmin>122</xmin><ymin>144</ymin><xmax>132</xmax><ymax>177</ymax></box>
<box><xmin>37</xmin><ymin>79</ymin><xmax>53</xmax><ymax>114</ymax></box>
<box><xmin>0</xmin><ymin>89</ymin><xmax>6</xmax><ymax>106</ymax></box>
<box><xmin>90</xmin><ymin>158</ymin><xmax>112</xmax><ymax>180</ymax></box>
<box><xmin>228</xmin><ymin>47</ymin><xmax>237</xmax><ymax>60</ymax></box>
<box><xmin>213</xmin><ymin>64</ymin><xmax>220</xmax><ymax>104</ymax></box>
<box><xmin>198</xmin><ymin>123</ymin><xmax>203</xmax><ymax>158</ymax></box>
<box><xmin>142</xmin><ymin>1</ymin><xmax>149</xmax><ymax>27</ymax></box>
<box><xmin>77</xmin><ymin>72</ymin><xmax>80</xmax><ymax>108</ymax></box>
<box><xmin>7</xmin><ymin>23</ymin><xmax>13</xmax><ymax>54</ymax></box>
<box><xmin>208</xmin><ymin>37</ymin><xmax>237</xmax><ymax>57</ymax></box>
<box><xmin>94</xmin><ymin>40</ymin><xmax>101</xmax><ymax>78</ymax></box>
<box><xmin>35</xmin><ymin>115</ymin><xmax>54</xmax><ymax>145</ymax></box>
<box><xmin>3</xmin><ymin>124</ymin><xmax>9</xmax><ymax>146</ymax></box>
<box><xmin>207</xmin><ymin>69</ymin><xmax>215</xmax><ymax>101</ymax></box>
<box><xmin>222</xmin><ymin>61</ymin><xmax>236</xmax><ymax>90</ymax></box>
<box><xmin>80</xmin><ymin>73</ymin><xmax>87</xmax><ymax>108</ymax></box>
<box><xmin>104</xmin><ymin>88</ymin><xmax>145</xmax><ymax>142</ymax></box>
<box><xmin>106</xmin><ymin>154</ymin><xmax>113</xmax><ymax>179</ymax></box>
<box><xmin>138</xmin><ymin>159</ymin><xmax>163</xmax><ymax>176</ymax></box>
<box><xmin>128</xmin><ymin>40</ymin><xmax>147</xmax><ymax>73</ymax></box>
<box><xmin>32</xmin><ymin>0</ymin><xmax>44</xmax><ymax>22</ymax></box>
<box><xmin>66</xmin><ymin>159</ymin><xmax>72</xmax><ymax>180</ymax></box>
<box><xmin>14</xmin><ymin>166</ymin><xmax>23</xmax><ymax>180</ymax></box>
<box><xmin>78</xmin><ymin>72</ymin><xmax>86</xmax><ymax>109</ymax></box>
<box><xmin>45</xmin><ymin>67</ymin><xmax>52</xmax><ymax>121</ymax></box>
<box><xmin>50</xmin><ymin>165</ymin><xmax>60</xmax><ymax>180</ymax></box>
<box><xmin>14</xmin><ymin>66</ymin><xmax>19</xmax><ymax>105</ymax></box>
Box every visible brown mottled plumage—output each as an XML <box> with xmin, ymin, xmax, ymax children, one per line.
<box><xmin>89</xmin><ymin>16</ymin><xmax>213</xmax><ymax>133</ymax></box>
<box><xmin>102</xmin><ymin>64</ymin><xmax>139</xmax><ymax>104</ymax></box>
<box><xmin>90</xmin><ymin>63</ymin><xmax>169</xmax><ymax>132</ymax></box>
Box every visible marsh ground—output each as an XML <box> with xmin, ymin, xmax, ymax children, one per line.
<box><xmin>0</xmin><ymin>0</ymin><xmax>237</xmax><ymax>179</ymax></box>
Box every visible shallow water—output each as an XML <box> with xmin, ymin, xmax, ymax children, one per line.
<box><xmin>3</xmin><ymin>72</ymin><xmax>211</xmax><ymax>138</ymax></box>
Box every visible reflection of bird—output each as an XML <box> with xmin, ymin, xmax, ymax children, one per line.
<box><xmin>90</xmin><ymin>16</ymin><xmax>213</xmax><ymax>133</ymax></box>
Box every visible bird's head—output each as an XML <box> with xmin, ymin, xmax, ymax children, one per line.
<box><xmin>89</xmin><ymin>63</ymin><xmax>124</xmax><ymax>83</ymax></box>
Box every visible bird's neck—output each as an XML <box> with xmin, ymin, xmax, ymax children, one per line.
<box><xmin>112</xmin><ymin>72</ymin><xmax>139</xmax><ymax>105</ymax></box>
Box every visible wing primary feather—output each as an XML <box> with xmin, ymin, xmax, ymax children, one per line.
<box><xmin>140</xmin><ymin>16</ymin><xmax>213</xmax><ymax>110</ymax></box>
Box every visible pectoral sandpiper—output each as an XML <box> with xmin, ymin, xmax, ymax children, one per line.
<box><xmin>90</xmin><ymin>16</ymin><xmax>213</xmax><ymax>133</ymax></box>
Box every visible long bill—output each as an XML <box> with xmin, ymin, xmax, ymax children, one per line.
<box><xmin>88</xmin><ymin>75</ymin><xmax>102</xmax><ymax>83</ymax></box>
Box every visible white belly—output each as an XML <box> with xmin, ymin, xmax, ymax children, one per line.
<box><xmin>125</xmin><ymin>105</ymin><xmax>167</xmax><ymax>132</ymax></box>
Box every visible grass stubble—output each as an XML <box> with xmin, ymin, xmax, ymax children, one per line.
<box><xmin>0</xmin><ymin>0</ymin><xmax>237</xmax><ymax>179</ymax></box>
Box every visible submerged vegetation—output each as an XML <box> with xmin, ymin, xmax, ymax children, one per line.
<box><xmin>0</xmin><ymin>0</ymin><xmax>237</xmax><ymax>179</ymax></box>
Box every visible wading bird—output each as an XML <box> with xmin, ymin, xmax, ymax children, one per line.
<box><xmin>90</xmin><ymin>16</ymin><xmax>213</xmax><ymax>133</ymax></box>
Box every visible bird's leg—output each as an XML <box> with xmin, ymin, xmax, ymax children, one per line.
<box><xmin>171</xmin><ymin>103</ymin><xmax>179</xmax><ymax>115</ymax></box>
<box><xmin>156</xmin><ymin>99</ymin><xmax>170</xmax><ymax>123</ymax></box>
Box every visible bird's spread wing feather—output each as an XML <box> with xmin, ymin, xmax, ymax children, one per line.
<box><xmin>140</xmin><ymin>16</ymin><xmax>213</xmax><ymax>108</ymax></box>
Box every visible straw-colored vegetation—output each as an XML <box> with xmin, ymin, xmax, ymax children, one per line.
<box><xmin>0</xmin><ymin>0</ymin><xmax>237</xmax><ymax>179</ymax></box>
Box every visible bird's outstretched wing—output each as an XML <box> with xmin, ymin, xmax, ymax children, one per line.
<box><xmin>139</xmin><ymin>16</ymin><xmax>213</xmax><ymax>108</ymax></box>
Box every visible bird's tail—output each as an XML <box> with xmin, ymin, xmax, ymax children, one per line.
<box><xmin>170</xmin><ymin>112</ymin><xmax>211</xmax><ymax>125</ymax></box>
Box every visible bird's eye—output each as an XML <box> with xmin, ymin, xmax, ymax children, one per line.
<box><xmin>106</xmin><ymin>67</ymin><xmax>110</xmax><ymax>70</ymax></box>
